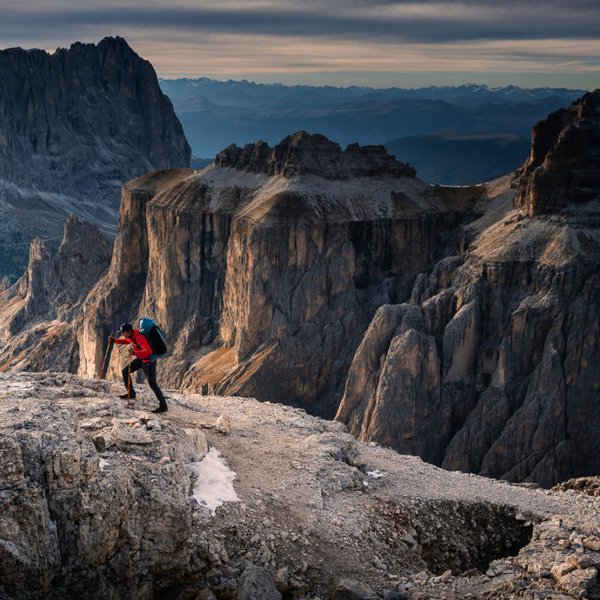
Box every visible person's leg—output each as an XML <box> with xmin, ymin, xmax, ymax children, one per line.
<box><xmin>141</xmin><ymin>360</ymin><xmax>167</xmax><ymax>409</ymax></box>
<box><xmin>121</xmin><ymin>359</ymin><xmax>143</xmax><ymax>398</ymax></box>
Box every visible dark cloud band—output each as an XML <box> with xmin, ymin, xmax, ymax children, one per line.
<box><xmin>1</xmin><ymin>2</ymin><xmax>599</xmax><ymax>44</ymax></box>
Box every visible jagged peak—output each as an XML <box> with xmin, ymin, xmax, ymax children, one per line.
<box><xmin>0</xmin><ymin>37</ymin><xmax>137</xmax><ymax>61</ymax></box>
<box><xmin>96</xmin><ymin>35</ymin><xmax>132</xmax><ymax>50</ymax></box>
<box><xmin>214</xmin><ymin>131</ymin><xmax>417</xmax><ymax>180</ymax></box>
<box><xmin>59</xmin><ymin>213</ymin><xmax>110</xmax><ymax>259</ymax></box>
<box><xmin>515</xmin><ymin>89</ymin><xmax>600</xmax><ymax>218</ymax></box>
<box><xmin>28</xmin><ymin>237</ymin><xmax>50</xmax><ymax>261</ymax></box>
<box><xmin>58</xmin><ymin>36</ymin><xmax>137</xmax><ymax>57</ymax></box>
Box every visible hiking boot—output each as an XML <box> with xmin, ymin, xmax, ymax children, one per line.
<box><xmin>152</xmin><ymin>405</ymin><xmax>168</xmax><ymax>413</ymax></box>
<box><xmin>119</xmin><ymin>393</ymin><xmax>136</xmax><ymax>400</ymax></box>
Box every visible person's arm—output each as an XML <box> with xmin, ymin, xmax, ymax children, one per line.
<box><xmin>111</xmin><ymin>336</ymin><xmax>132</xmax><ymax>346</ymax></box>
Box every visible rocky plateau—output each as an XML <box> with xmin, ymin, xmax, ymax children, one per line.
<box><xmin>2</xmin><ymin>371</ymin><xmax>600</xmax><ymax>599</ymax></box>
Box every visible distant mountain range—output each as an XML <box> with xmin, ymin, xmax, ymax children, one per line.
<box><xmin>160</xmin><ymin>78</ymin><xmax>583</xmax><ymax>183</ymax></box>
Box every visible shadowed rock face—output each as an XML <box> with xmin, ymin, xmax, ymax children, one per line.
<box><xmin>337</xmin><ymin>89</ymin><xmax>600</xmax><ymax>486</ymax></box>
<box><xmin>515</xmin><ymin>89</ymin><xmax>600</xmax><ymax>218</ymax></box>
<box><xmin>0</xmin><ymin>215</ymin><xmax>111</xmax><ymax>371</ymax></box>
<box><xmin>0</xmin><ymin>36</ymin><xmax>190</xmax><ymax>278</ymax></box>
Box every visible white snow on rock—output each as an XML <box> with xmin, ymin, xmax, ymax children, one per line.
<box><xmin>367</xmin><ymin>469</ymin><xmax>385</xmax><ymax>479</ymax></box>
<box><xmin>186</xmin><ymin>447</ymin><xmax>239</xmax><ymax>514</ymax></box>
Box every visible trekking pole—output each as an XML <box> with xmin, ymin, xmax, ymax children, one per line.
<box><xmin>95</xmin><ymin>336</ymin><xmax>112</xmax><ymax>392</ymax></box>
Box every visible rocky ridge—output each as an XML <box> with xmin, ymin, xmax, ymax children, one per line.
<box><xmin>215</xmin><ymin>132</ymin><xmax>417</xmax><ymax>179</ymax></box>
<box><xmin>0</xmin><ymin>36</ymin><xmax>190</xmax><ymax>278</ymax></box>
<box><xmin>1</xmin><ymin>372</ymin><xmax>600</xmax><ymax>599</ymax></box>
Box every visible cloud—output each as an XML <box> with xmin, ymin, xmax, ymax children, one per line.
<box><xmin>2</xmin><ymin>1</ymin><xmax>600</xmax><ymax>43</ymax></box>
<box><xmin>0</xmin><ymin>1</ymin><xmax>598</xmax><ymax>88</ymax></box>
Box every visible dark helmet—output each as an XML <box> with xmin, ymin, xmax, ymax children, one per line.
<box><xmin>120</xmin><ymin>322</ymin><xmax>133</xmax><ymax>333</ymax></box>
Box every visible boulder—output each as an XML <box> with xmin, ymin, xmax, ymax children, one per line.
<box><xmin>237</xmin><ymin>565</ymin><xmax>282</xmax><ymax>600</ymax></box>
<box><xmin>330</xmin><ymin>579</ymin><xmax>378</xmax><ymax>600</ymax></box>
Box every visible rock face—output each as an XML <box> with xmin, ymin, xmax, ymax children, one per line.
<box><xmin>0</xmin><ymin>36</ymin><xmax>190</xmax><ymax>278</ymax></box>
<box><xmin>3</xmin><ymin>91</ymin><xmax>600</xmax><ymax>488</ymax></box>
<box><xmin>1</xmin><ymin>372</ymin><xmax>600</xmax><ymax>599</ymax></box>
<box><xmin>336</xmin><ymin>91</ymin><xmax>600</xmax><ymax>486</ymax></box>
<box><xmin>0</xmin><ymin>215</ymin><xmax>110</xmax><ymax>371</ymax></box>
<box><xmin>515</xmin><ymin>89</ymin><xmax>600</xmax><ymax>217</ymax></box>
<box><xmin>0</xmin><ymin>373</ymin><xmax>207</xmax><ymax>599</ymax></box>
<box><xmin>79</xmin><ymin>132</ymin><xmax>481</xmax><ymax>417</ymax></box>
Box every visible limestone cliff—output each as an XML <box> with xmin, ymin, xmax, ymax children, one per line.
<box><xmin>0</xmin><ymin>36</ymin><xmax>190</xmax><ymax>279</ymax></box>
<box><xmin>79</xmin><ymin>133</ymin><xmax>482</xmax><ymax>418</ymax></box>
<box><xmin>336</xmin><ymin>90</ymin><xmax>600</xmax><ymax>486</ymax></box>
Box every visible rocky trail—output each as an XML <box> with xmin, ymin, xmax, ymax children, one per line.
<box><xmin>2</xmin><ymin>372</ymin><xmax>600</xmax><ymax>599</ymax></box>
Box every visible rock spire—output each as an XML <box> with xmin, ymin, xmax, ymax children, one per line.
<box><xmin>515</xmin><ymin>89</ymin><xmax>600</xmax><ymax>217</ymax></box>
<box><xmin>215</xmin><ymin>131</ymin><xmax>417</xmax><ymax>179</ymax></box>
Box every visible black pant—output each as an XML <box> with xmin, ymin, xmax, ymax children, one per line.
<box><xmin>122</xmin><ymin>359</ymin><xmax>167</xmax><ymax>407</ymax></box>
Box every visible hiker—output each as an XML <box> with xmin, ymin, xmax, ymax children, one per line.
<box><xmin>109</xmin><ymin>322</ymin><xmax>168</xmax><ymax>413</ymax></box>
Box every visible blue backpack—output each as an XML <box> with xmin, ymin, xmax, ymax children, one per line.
<box><xmin>138</xmin><ymin>317</ymin><xmax>168</xmax><ymax>359</ymax></box>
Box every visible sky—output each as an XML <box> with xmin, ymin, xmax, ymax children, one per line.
<box><xmin>1</xmin><ymin>0</ymin><xmax>599</xmax><ymax>89</ymax></box>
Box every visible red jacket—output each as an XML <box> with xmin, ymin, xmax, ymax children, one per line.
<box><xmin>114</xmin><ymin>330</ymin><xmax>153</xmax><ymax>363</ymax></box>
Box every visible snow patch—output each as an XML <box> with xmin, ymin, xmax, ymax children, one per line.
<box><xmin>367</xmin><ymin>469</ymin><xmax>385</xmax><ymax>479</ymax></box>
<box><xmin>186</xmin><ymin>448</ymin><xmax>239</xmax><ymax>514</ymax></box>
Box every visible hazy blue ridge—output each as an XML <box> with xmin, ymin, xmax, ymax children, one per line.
<box><xmin>160</xmin><ymin>78</ymin><xmax>582</xmax><ymax>183</ymax></box>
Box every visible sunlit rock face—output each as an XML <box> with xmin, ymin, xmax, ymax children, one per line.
<box><xmin>79</xmin><ymin>132</ymin><xmax>481</xmax><ymax>417</ymax></box>
<box><xmin>337</xmin><ymin>90</ymin><xmax>600</xmax><ymax>486</ymax></box>
<box><xmin>0</xmin><ymin>36</ymin><xmax>190</xmax><ymax>278</ymax></box>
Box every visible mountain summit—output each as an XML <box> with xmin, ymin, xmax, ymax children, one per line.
<box><xmin>215</xmin><ymin>132</ymin><xmax>416</xmax><ymax>179</ymax></box>
<box><xmin>515</xmin><ymin>89</ymin><xmax>600</xmax><ymax>218</ymax></box>
<box><xmin>0</xmin><ymin>36</ymin><xmax>190</xmax><ymax>278</ymax></box>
